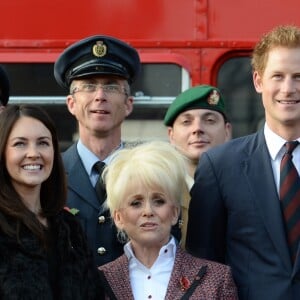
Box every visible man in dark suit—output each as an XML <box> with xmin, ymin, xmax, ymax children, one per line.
<box><xmin>186</xmin><ymin>25</ymin><xmax>300</xmax><ymax>299</ymax></box>
<box><xmin>54</xmin><ymin>35</ymin><xmax>141</xmax><ymax>266</ymax></box>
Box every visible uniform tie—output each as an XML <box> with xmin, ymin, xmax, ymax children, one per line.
<box><xmin>94</xmin><ymin>161</ymin><xmax>107</xmax><ymax>205</ymax></box>
<box><xmin>279</xmin><ymin>141</ymin><xmax>300</xmax><ymax>262</ymax></box>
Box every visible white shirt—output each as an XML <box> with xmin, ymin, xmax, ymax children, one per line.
<box><xmin>264</xmin><ymin>124</ymin><xmax>300</xmax><ymax>194</ymax></box>
<box><xmin>124</xmin><ymin>237</ymin><xmax>176</xmax><ymax>300</ymax></box>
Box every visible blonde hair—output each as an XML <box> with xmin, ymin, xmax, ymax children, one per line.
<box><xmin>252</xmin><ymin>25</ymin><xmax>300</xmax><ymax>75</ymax></box>
<box><xmin>103</xmin><ymin>141</ymin><xmax>189</xmax><ymax>217</ymax></box>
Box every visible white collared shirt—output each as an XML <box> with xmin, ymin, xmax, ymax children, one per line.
<box><xmin>124</xmin><ymin>237</ymin><xmax>177</xmax><ymax>300</ymax></box>
<box><xmin>264</xmin><ymin>124</ymin><xmax>300</xmax><ymax>194</ymax></box>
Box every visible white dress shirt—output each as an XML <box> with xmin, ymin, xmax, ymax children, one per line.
<box><xmin>264</xmin><ymin>124</ymin><xmax>300</xmax><ymax>194</ymax></box>
<box><xmin>124</xmin><ymin>237</ymin><xmax>176</xmax><ymax>300</ymax></box>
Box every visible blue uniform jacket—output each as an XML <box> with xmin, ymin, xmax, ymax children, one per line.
<box><xmin>62</xmin><ymin>143</ymin><xmax>123</xmax><ymax>266</ymax></box>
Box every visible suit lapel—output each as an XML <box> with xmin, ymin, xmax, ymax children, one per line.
<box><xmin>165</xmin><ymin>247</ymin><xmax>207</xmax><ymax>299</ymax></box>
<box><xmin>292</xmin><ymin>248</ymin><xmax>300</xmax><ymax>278</ymax></box>
<box><xmin>100</xmin><ymin>255</ymin><xmax>134</xmax><ymax>299</ymax></box>
<box><xmin>243</xmin><ymin>131</ymin><xmax>292</xmax><ymax>271</ymax></box>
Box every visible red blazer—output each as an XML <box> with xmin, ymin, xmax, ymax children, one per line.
<box><xmin>99</xmin><ymin>246</ymin><xmax>238</xmax><ymax>299</ymax></box>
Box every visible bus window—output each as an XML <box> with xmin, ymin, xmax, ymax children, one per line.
<box><xmin>132</xmin><ymin>63</ymin><xmax>184</xmax><ymax>97</ymax></box>
<box><xmin>217</xmin><ymin>57</ymin><xmax>265</xmax><ymax>138</ymax></box>
<box><xmin>124</xmin><ymin>63</ymin><xmax>189</xmax><ymax>142</ymax></box>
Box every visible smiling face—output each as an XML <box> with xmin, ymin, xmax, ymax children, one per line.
<box><xmin>253</xmin><ymin>46</ymin><xmax>300</xmax><ymax>139</ymax></box>
<box><xmin>66</xmin><ymin>75</ymin><xmax>133</xmax><ymax>140</ymax></box>
<box><xmin>114</xmin><ymin>182</ymin><xmax>179</xmax><ymax>252</ymax></box>
<box><xmin>5</xmin><ymin>116</ymin><xmax>54</xmax><ymax>194</ymax></box>
<box><xmin>168</xmin><ymin>108</ymin><xmax>231</xmax><ymax>162</ymax></box>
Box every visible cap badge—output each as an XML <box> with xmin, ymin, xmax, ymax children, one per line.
<box><xmin>207</xmin><ymin>90</ymin><xmax>220</xmax><ymax>105</ymax></box>
<box><xmin>92</xmin><ymin>41</ymin><xmax>107</xmax><ymax>57</ymax></box>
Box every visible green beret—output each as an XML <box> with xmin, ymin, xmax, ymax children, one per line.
<box><xmin>164</xmin><ymin>85</ymin><xmax>226</xmax><ymax>126</ymax></box>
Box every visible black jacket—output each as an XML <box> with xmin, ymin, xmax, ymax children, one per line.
<box><xmin>0</xmin><ymin>210</ymin><xmax>104</xmax><ymax>299</ymax></box>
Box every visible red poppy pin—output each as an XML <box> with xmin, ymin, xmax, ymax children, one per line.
<box><xmin>180</xmin><ymin>276</ymin><xmax>191</xmax><ymax>291</ymax></box>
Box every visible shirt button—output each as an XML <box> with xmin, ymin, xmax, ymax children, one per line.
<box><xmin>98</xmin><ymin>215</ymin><xmax>105</xmax><ymax>223</ymax></box>
<box><xmin>164</xmin><ymin>249</ymin><xmax>168</xmax><ymax>253</ymax></box>
<box><xmin>97</xmin><ymin>247</ymin><xmax>106</xmax><ymax>255</ymax></box>
<box><xmin>147</xmin><ymin>275</ymin><xmax>151</xmax><ymax>280</ymax></box>
<box><xmin>148</xmin><ymin>296</ymin><xmax>152</xmax><ymax>299</ymax></box>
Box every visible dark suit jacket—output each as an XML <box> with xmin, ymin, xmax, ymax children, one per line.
<box><xmin>99</xmin><ymin>247</ymin><xmax>238</xmax><ymax>299</ymax></box>
<box><xmin>62</xmin><ymin>143</ymin><xmax>123</xmax><ymax>267</ymax></box>
<box><xmin>186</xmin><ymin>129</ymin><xmax>300</xmax><ymax>300</ymax></box>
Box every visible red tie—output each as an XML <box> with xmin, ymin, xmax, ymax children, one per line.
<box><xmin>280</xmin><ymin>141</ymin><xmax>300</xmax><ymax>262</ymax></box>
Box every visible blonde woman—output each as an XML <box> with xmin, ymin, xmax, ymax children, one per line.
<box><xmin>98</xmin><ymin>141</ymin><xmax>237</xmax><ymax>299</ymax></box>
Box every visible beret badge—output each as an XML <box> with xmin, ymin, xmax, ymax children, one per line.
<box><xmin>92</xmin><ymin>41</ymin><xmax>107</xmax><ymax>58</ymax></box>
<box><xmin>207</xmin><ymin>89</ymin><xmax>220</xmax><ymax>106</ymax></box>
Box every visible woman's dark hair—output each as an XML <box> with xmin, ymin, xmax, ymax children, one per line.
<box><xmin>0</xmin><ymin>104</ymin><xmax>66</xmax><ymax>244</ymax></box>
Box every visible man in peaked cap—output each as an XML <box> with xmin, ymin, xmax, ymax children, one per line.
<box><xmin>0</xmin><ymin>65</ymin><xmax>10</xmax><ymax>113</ymax></box>
<box><xmin>164</xmin><ymin>84</ymin><xmax>232</xmax><ymax>247</ymax></box>
<box><xmin>54</xmin><ymin>35</ymin><xmax>141</xmax><ymax>266</ymax></box>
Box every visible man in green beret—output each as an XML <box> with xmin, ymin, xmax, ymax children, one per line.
<box><xmin>164</xmin><ymin>84</ymin><xmax>232</xmax><ymax>247</ymax></box>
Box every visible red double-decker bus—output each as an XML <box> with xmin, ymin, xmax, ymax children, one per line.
<box><xmin>1</xmin><ymin>0</ymin><xmax>300</xmax><ymax>147</ymax></box>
